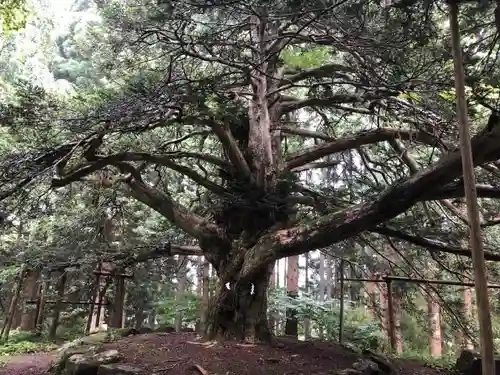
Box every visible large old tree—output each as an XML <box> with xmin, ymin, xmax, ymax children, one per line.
<box><xmin>3</xmin><ymin>0</ymin><xmax>500</xmax><ymax>341</ymax></box>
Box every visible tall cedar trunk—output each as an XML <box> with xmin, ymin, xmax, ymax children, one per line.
<box><xmin>393</xmin><ymin>286</ymin><xmax>403</xmax><ymax>355</ymax></box>
<box><xmin>205</xmin><ymin>263</ymin><xmax>273</xmax><ymax>342</ymax></box>
<box><xmin>1</xmin><ymin>268</ymin><xmax>25</xmax><ymax>341</ymax></box>
<box><xmin>35</xmin><ymin>274</ymin><xmax>47</xmax><ymax>336</ymax></box>
<box><xmin>200</xmin><ymin>257</ymin><xmax>210</xmax><ymax>331</ymax></box>
<box><xmin>366</xmin><ymin>271</ymin><xmax>378</xmax><ymax>318</ymax></box>
<box><xmin>175</xmin><ymin>256</ymin><xmax>187</xmax><ymax>332</ymax></box>
<box><xmin>285</xmin><ymin>256</ymin><xmax>299</xmax><ymax>338</ymax></box>
<box><xmin>303</xmin><ymin>253</ymin><xmax>311</xmax><ymax>340</ymax></box>
<box><xmin>463</xmin><ymin>286</ymin><xmax>474</xmax><ymax>349</ymax></box>
<box><xmin>195</xmin><ymin>256</ymin><xmax>203</xmax><ymax>331</ymax></box>
<box><xmin>379</xmin><ymin>276</ymin><xmax>389</xmax><ymax>348</ymax></box>
<box><xmin>325</xmin><ymin>255</ymin><xmax>333</xmax><ymax>300</ymax></box>
<box><xmin>268</xmin><ymin>261</ymin><xmax>276</xmax><ymax>334</ymax></box>
<box><xmin>20</xmin><ymin>269</ymin><xmax>40</xmax><ymax>331</ymax></box>
<box><xmin>275</xmin><ymin>258</ymin><xmax>281</xmax><ymax>335</ymax></box>
<box><xmin>110</xmin><ymin>274</ymin><xmax>126</xmax><ymax>328</ymax></box>
<box><xmin>318</xmin><ymin>252</ymin><xmax>325</xmax><ymax>339</ymax></box>
<box><xmin>49</xmin><ymin>271</ymin><xmax>67</xmax><ymax>341</ymax></box>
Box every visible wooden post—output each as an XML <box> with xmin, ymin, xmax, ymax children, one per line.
<box><xmin>339</xmin><ymin>260</ymin><xmax>345</xmax><ymax>344</ymax></box>
<box><xmin>386</xmin><ymin>279</ymin><xmax>396</xmax><ymax>353</ymax></box>
<box><xmin>448</xmin><ymin>2</ymin><xmax>495</xmax><ymax>375</ymax></box>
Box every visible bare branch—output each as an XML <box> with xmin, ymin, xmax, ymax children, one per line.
<box><xmin>373</xmin><ymin>227</ymin><xmax>500</xmax><ymax>262</ymax></box>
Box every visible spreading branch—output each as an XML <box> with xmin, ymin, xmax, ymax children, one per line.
<box><xmin>240</xmin><ymin>124</ymin><xmax>500</xmax><ymax>279</ymax></box>
<box><xmin>283</xmin><ymin>128</ymin><xmax>443</xmax><ymax>172</ymax></box>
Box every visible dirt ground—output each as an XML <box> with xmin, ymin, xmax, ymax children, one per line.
<box><xmin>0</xmin><ymin>332</ymin><xmax>453</xmax><ymax>375</ymax></box>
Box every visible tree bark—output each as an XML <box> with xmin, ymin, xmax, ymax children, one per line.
<box><xmin>303</xmin><ymin>253</ymin><xmax>311</xmax><ymax>340</ymax></box>
<box><xmin>109</xmin><ymin>274</ymin><xmax>126</xmax><ymax>328</ymax></box>
<box><xmin>204</xmin><ymin>264</ymin><xmax>273</xmax><ymax>342</ymax></box>
<box><xmin>463</xmin><ymin>286</ymin><xmax>474</xmax><ymax>349</ymax></box>
<box><xmin>49</xmin><ymin>271</ymin><xmax>67</xmax><ymax>341</ymax></box>
<box><xmin>427</xmin><ymin>289</ymin><xmax>442</xmax><ymax>357</ymax></box>
<box><xmin>200</xmin><ymin>257</ymin><xmax>210</xmax><ymax>331</ymax></box>
<box><xmin>285</xmin><ymin>255</ymin><xmax>299</xmax><ymax>338</ymax></box>
<box><xmin>325</xmin><ymin>255</ymin><xmax>333</xmax><ymax>300</ymax></box>
<box><xmin>20</xmin><ymin>269</ymin><xmax>40</xmax><ymax>331</ymax></box>
<box><xmin>175</xmin><ymin>256</ymin><xmax>187</xmax><ymax>332</ymax></box>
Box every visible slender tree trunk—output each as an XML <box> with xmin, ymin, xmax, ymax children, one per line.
<box><xmin>393</xmin><ymin>286</ymin><xmax>403</xmax><ymax>355</ymax></box>
<box><xmin>275</xmin><ymin>258</ymin><xmax>281</xmax><ymax>335</ymax></box>
<box><xmin>268</xmin><ymin>261</ymin><xmax>276</xmax><ymax>335</ymax></box>
<box><xmin>35</xmin><ymin>274</ymin><xmax>47</xmax><ymax>336</ymax></box>
<box><xmin>303</xmin><ymin>253</ymin><xmax>311</xmax><ymax>340</ymax></box>
<box><xmin>463</xmin><ymin>286</ymin><xmax>474</xmax><ymax>349</ymax></box>
<box><xmin>49</xmin><ymin>271</ymin><xmax>67</xmax><ymax>341</ymax></box>
<box><xmin>285</xmin><ymin>256</ymin><xmax>299</xmax><ymax>338</ymax></box>
<box><xmin>366</xmin><ymin>270</ymin><xmax>377</xmax><ymax>318</ymax></box>
<box><xmin>20</xmin><ymin>269</ymin><xmax>40</xmax><ymax>331</ymax></box>
<box><xmin>379</xmin><ymin>275</ymin><xmax>389</xmax><ymax>348</ymax></box>
<box><xmin>325</xmin><ymin>255</ymin><xmax>333</xmax><ymax>300</ymax></box>
<box><xmin>318</xmin><ymin>252</ymin><xmax>326</xmax><ymax>339</ymax></box>
<box><xmin>1</xmin><ymin>268</ymin><xmax>25</xmax><ymax>341</ymax></box>
<box><xmin>175</xmin><ymin>256</ymin><xmax>187</xmax><ymax>332</ymax></box>
<box><xmin>200</xmin><ymin>257</ymin><xmax>210</xmax><ymax>332</ymax></box>
<box><xmin>195</xmin><ymin>257</ymin><xmax>203</xmax><ymax>332</ymax></box>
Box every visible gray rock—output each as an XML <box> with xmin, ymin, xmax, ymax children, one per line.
<box><xmin>352</xmin><ymin>359</ymin><xmax>379</xmax><ymax>375</ymax></box>
<box><xmin>97</xmin><ymin>364</ymin><xmax>144</xmax><ymax>375</ymax></box>
<box><xmin>92</xmin><ymin>349</ymin><xmax>121</xmax><ymax>364</ymax></box>
<box><xmin>64</xmin><ymin>354</ymin><xmax>99</xmax><ymax>375</ymax></box>
<box><xmin>337</xmin><ymin>369</ymin><xmax>364</xmax><ymax>375</ymax></box>
<box><xmin>362</xmin><ymin>349</ymin><xmax>395</xmax><ymax>375</ymax></box>
<box><xmin>455</xmin><ymin>349</ymin><xmax>478</xmax><ymax>374</ymax></box>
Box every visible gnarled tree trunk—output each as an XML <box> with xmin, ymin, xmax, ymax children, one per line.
<box><xmin>204</xmin><ymin>261</ymin><xmax>273</xmax><ymax>342</ymax></box>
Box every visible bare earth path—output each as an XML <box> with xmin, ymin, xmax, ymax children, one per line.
<box><xmin>0</xmin><ymin>333</ymin><xmax>452</xmax><ymax>375</ymax></box>
<box><xmin>0</xmin><ymin>352</ymin><xmax>55</xmax><ymax>375</ymax></box>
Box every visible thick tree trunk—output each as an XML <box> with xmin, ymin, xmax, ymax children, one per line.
<box><xmin>49</xmin><ymin>271</ymin><xmax>67</xmax><ymax>341</ymax></box>
<box><xmin>20</xmin><ymin>269</ymin><xmax>40</xmax><ymax>331</ymax></box>
<box><xmin>205</xmin><ymin>265</ymin><xmax>273</xmax><ymax>342</ymax></box>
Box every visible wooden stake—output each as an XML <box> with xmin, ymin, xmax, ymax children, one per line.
<box><xmin>448</xmin><ymin>2</ymin><xmax>495</xmax><ymax>375</ymax></box>
<box><xmin>338</xmin><ymin>260</ymin><xmax>345</xmax><ymax>344</ymax></box>
<box><xmin>386</xmin><ymin>279</ymin><xmax>396</xmax><ymax>353</ymax></box>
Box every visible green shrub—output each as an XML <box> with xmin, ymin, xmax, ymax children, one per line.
<box><xmin>0</xmin><ymin>331</ymin><xmax>57</xmax><ymax>356</ymax></box>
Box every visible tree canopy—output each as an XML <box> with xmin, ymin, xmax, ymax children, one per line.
<box><xmin>2</xmin><ymin>0</ymin><xmax>500</xmax><ymax>340</ymax></box>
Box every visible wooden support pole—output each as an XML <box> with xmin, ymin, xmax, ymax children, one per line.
<box><xmin>338</xmin><ymin>260</ymin><xmax>345</xmax><ymax>344</ymax></box>
<box><xmin>386</xmin><ymin>279</ymin><xmax>396</xmax><ymax>353</ymax></box>
<box><xmin>448</xmin><ymin>2</ymin><xmax>495</xmax><ymax>375</ymax></box>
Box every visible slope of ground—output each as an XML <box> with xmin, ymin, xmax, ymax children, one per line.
<box><xmin>0</xmin><ymin>332</ymin><xmax>453</xmax><ymax>375</ymax></box>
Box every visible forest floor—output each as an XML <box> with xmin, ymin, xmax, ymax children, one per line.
<box><xmin>0</xmin><ymin>332</ymin><xmax>453</xmax><ymax>375</ymax></box>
